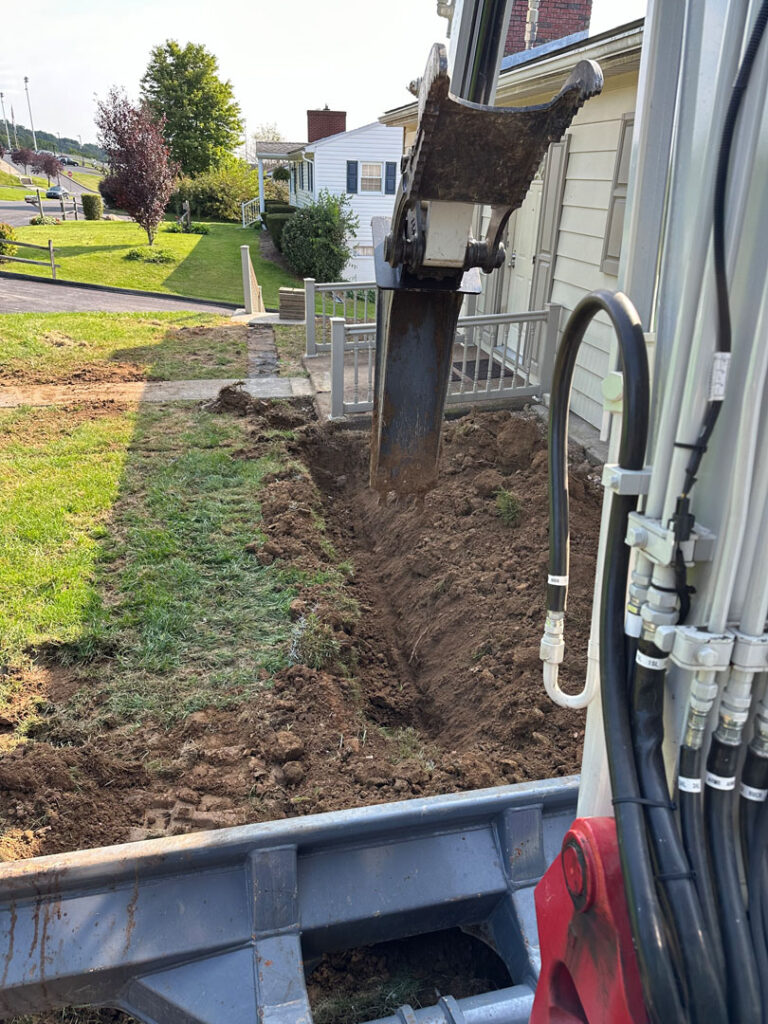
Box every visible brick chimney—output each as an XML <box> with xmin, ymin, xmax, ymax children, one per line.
<box><xmin>505</xmin><ymin>0</ymin><xmax>592</xmax><ymax>57</ymax></box>
<box><xmin>307</xmin><ymin>106</ymin><xmax>347</xmax><ymax>143</ymax></box>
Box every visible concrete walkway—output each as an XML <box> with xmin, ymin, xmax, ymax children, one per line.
<box><xmin>0</xmin><ymin>276</ymin><xmax>235</xmax><ymax>314</ymax></box>
<box><xmin>0</xmin><ymin>377</ymin><xmax>313</xmax><ymax>408</ymax></box>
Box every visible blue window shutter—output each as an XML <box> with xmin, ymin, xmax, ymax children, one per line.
<box><xmin>385</xmin><ymin>161</ymin><xmax>397</xmax><ymax>194</ymax></box>
<box><xmin>347</xmin><ymin>161</ymin><xmax>358</xmax><ymax>193</ymax></box>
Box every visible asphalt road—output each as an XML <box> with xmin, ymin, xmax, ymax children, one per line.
<box><xmin>0</xmin><ymin>276</ymin><xmax>235</xmax><ymax>314</ymax></box>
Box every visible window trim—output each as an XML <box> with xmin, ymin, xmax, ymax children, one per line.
<box><xmin>360</xmin><ymin>161</ymin><xmax>384</xmax><ymax>194</ymax></box>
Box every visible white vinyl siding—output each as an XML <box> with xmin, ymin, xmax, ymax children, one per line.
<box><xmin>550</xmin><ymin>77</ymin><xmax>637</xmax><ymax>426</ymax></box>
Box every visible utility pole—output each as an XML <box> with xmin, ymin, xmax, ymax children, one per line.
<box><xmin>0</xmin><ymin>92</ymin><xmax>11</xmax><ymax>151</ymax></box>
<box><xmin>24</xmin><ymin>76</ymin><xmax>37</xmax><ymax>150</ymax></box>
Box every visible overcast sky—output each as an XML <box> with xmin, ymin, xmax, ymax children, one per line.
<box><xmin>2</xmin><ymin>0</ymin><xmax>646</xmax><ymax>149</ymax></box>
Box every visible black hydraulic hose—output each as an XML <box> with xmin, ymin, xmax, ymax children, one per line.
<box><xmin>749</xmin><ymin>799</ymin><xmax>768</xmax><ymax>1022</ymax></box>
<box><xmin>740</xmin><ymin>748</ymin><xmax>768</xmax><ymax>877</ymax></box>
<box><xmin>678</xmin><ymin>744</ymin><xmax>726</xmax><ymax>983</ymax></box>
<box><xmin>631</xmin><ymin>642</ymin><xmax>728</xmax><ymax>1024</ymax></box>
<box><xmin>549</xmin><ymin>290</ymin><xmax>685</xmax><ymax>1023</ymax></box>
<box><xmin>706</xmin><ymin>736</ymin><xmax>762</xmax><ymax>1023</ymax></box>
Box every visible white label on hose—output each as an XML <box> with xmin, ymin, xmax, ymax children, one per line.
<box><xmin>706</xmin><ymin>772</ymin><xmax>736</xmax><ymax>791</ymax></box>
<box><xmin>709</xmin><ymin>352</ymin><xmax>730</xmax><ymax>401</ymax></box>
<box><xmin>636</xmin><ymin>651</ymin><xmax>669</xmax><ymax>671</ymax></box>
<box><xmin>547</xmin><ymin>574</ymin><xmax>568</xmax><ymax>586</ymax></box>
<box><xmin>739</xmin><ymin>783</ymin><xmax>768</xmax><ymax>802</ymax></box>
<box><xmin>678</xmin><ymin>776</ymin><xmax>702</xmax><ymax>793</ymax></box>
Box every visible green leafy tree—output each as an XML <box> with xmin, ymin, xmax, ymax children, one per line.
<box><xmin>141</xmin><ymin>40</ymin><xmax>243</xmax><ymax>174</ymax></box>
<box><xmin>281</xmin><ymin>189</ymin><xmax>359</xmax><ymax>281</ymax></box>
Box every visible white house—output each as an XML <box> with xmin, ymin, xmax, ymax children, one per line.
<box><xmin>288</xmin><ymin>119</ymin><xmax>403</xmax><ymax>282</ymax></box>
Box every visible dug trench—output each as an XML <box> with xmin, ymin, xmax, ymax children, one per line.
<box><xmin>0</xmin><ymin>398</ymin><xmax>602</xmax><ymax>1021</ymax></box>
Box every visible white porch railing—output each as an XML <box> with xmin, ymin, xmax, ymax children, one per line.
<box><xmin>329</xmin><ymin>305</ymin><xmax>562</xmax><ymax>420</ymax></box>
<box><xmin>304</xmin><ymin>277</ymin><xmax>377</xmax><ymax>355</ymax></box>
<box><xmin>241</xmin><ymin>198</ymin><xmax>261</xmax><ymax>228</ymax></box>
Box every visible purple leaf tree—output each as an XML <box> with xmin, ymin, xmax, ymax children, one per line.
<box><xmin>95</xmin><ymin>89</ymin><xmax>178</xmax><ymax>245</ymax></box>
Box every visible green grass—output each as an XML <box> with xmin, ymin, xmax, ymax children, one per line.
<box><xmin>0</xmin><ymin>312</ymin><xmax>248</xmax><ymax>384</ymax></box>
<box><xmin>274</xmin><ymin>324</ymin><xmax>309</xmax><ymax>376</ymax></box>
<box><xmin>68</xmin><ymin>171</ymin><xmax>103</xmax><ymax>191</ymax></box>
<box><xmin>0</xmin><ymin>402</ymin><xmax>301</xmax><ymax>725</ymax></box>
<box><xmin>0</xmin><ymin>170</ymin><xmax>48</xmax><ymax>189</ymax></box>
<box><xmin>2</xmin><ymin>220</ymin><xmax>300</xmax><ymax>305</ymax></box>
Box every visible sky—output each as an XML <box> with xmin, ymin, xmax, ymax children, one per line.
<box><xmin>1</xmin><ymin>0</ymin><xmax>646</xmax><ymax>149</ymax></box>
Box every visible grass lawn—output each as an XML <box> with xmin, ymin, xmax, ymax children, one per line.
<box><xmin>0</xmin><ymin>170</ymin><xmax>48</xmax><ymax>189</ymax></box>
<box><xmin>0</xmin><ymin>312</ymin><xmax>248</xmax><ymax>384</ymax></box>
<box><xmin>3</xmin><ymin>220</ymin><xmax>300</xmax><ymax>306</ymax></box>
<box><xmin>0</xmin><ymin>402</ymin><xmax>301</xmax><ymax>726</ymax></box>
<box><xmin>68</xmin><ymin>171</ymin><xmax>103</xmax><ymax>191</ymax></box>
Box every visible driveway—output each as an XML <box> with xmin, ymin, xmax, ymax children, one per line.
<box><xmin>0</xmin><ymin>276</ymin><xmax>236</xmax><ymax>314</ymax></box>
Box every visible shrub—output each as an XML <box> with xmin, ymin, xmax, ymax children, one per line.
<box><xmin>271</xmin><ymin>166</ymin><xmax>290</xmax><ymax>182</ymax></box>
<box><xmin>281</xmin><ymin>189</ymin><xmax>359</xmax><ymax>281</ymax></box>
<box><xmin>164</xmin><ymin>220</ymin><xmax>209</xmax><ymax>234</ymax></box>
<box><xmin>98</xmin><ymin>175</ymin><xmax>122</xmax><ymax>208</ymax></box>
<box><xmin>494</xmin><ymin>489</ymin><xmax>522</xmax><ymax>527</ymax></box>
<box><xmin>264</xmin><ymin>199</ymin><xmax>294</xmax><ymax>212</ymax></box>
<box><xmin>0</xmin><ymin>222</ymin><xmax>18</xmax><ymax>262</ymax></box>
<box><xmin>264</xmin><ymin>212</ymin><xmax>294</xmax><ymax>251</ymax></box>
<box><xmin>124</xmin><ymin>246</ymin><xmax>176</xmax><ymax>264</ymax></box>
<box><xmin>29</xmin><ymin>215</ymin><xmax>61</xmax><ymax>226</ymax></box>
<box><xmin>81</xmin><ymin>193</ymin><xmax>104</xmax><ymax>220</ymax></box>
<box><xmin>171</xmin><ymin>159</ymin><xmax>260</xmax><ymax>222</ymax></box>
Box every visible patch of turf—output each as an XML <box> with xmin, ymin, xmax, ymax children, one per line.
<box><xmin>2</xmin><ymin>220</ymin><xmax>300</xmax><ymax>305</ymax></box>
<box><xmin>0</xmin><ymin>312</ymin><xmax>248</xmax><ymax>383</ymax></box>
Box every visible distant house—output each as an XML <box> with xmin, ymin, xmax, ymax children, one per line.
<box><xmin>381</xmin><ymin>14</ymin><xmax>644</xmax><ymax>432</ymax></box>
<box><xmin>288</xmin><ymin>108</ymin><xmax>403</xmax><ymax>281</ymax></box>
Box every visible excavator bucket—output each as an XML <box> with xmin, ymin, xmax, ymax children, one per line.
<box><xmin>369</xmin><ymin>220</ymin><xmax>481</xmax><ymax>496</ymax></box>
<box><xmin>0</xmin><ymin>779</ymin><xmax>578</xmax><ymax>1024</ymax></box>
<box><xmin>370</xmin><ymin>45</ymin><xmax>602</xmax><ymax>494</ymax></box>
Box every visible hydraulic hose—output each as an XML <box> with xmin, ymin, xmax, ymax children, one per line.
<box><xmin>631</xmin><ymin>642</ymin><xmax>728</xmax><ymax>1023</ymax></box>
<box><xmin>706</xmin><ymin>736</ymin><xmax>762</xmax><ymax>1023</ymax></box>
<box><xmin>752</xmin><ymin>802</ymin><xmax>768</xmax><ymax>1023</ymax></box>
<box><xmin>678</xmin><ymin>745</ymin><xmax>726</xmax><ymax>983</ymax></box>
<box><xmin>549</xmin><ymin>290</ymin><xmax>685</xmax><ymax>1023</ymax></box>
<box><xmin>740</xmin><ymin>747</ymin><xmax>768</xmax><ymax>876</ymax></box>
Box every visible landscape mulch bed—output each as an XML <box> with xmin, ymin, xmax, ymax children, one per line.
<box><xmin>0</xmin><ymin>399</ymin><xmax>602</xmax><ymax>1020</ymax></box>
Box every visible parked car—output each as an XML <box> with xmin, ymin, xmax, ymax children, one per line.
<box><xmin>46</xmin><ymin>186</ymin><xmax>70</xmax><ymax>199</ymax></box>
<box><xmin>24</xmin><ymin>194</ymin><xmax>39</xmax><ymax>204</ymax></box>
<box><xmin>60</xmin><ymin>156</ymin><xmax>79</xmax><ymax>166</ymax></box>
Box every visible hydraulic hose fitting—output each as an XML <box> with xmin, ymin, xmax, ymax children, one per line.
<box><xmin>682</xmin><ymin>670</ymin><xmax>719</xmax><ymax>750</ymax></box>
<box><xmin>750</xmin><ymin>702</ymin><xmax>768</xmax><ymax>758</ymax></box>
<box><xmin>625</xmin><ymin>566</ymin><xmax>651</xmax><ymax>638</ymax></box>
<box><xmin>540</xmin><ymin>611</ymin><xmax>595</xmax><ymax>709</ymax></box>
<box><xmin>540</xmin><ymin>611</ymin><xmax>565</xmax><ymax>666</ymax></box>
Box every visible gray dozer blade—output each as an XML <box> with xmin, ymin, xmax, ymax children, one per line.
<box><xmin>370</xmin><ymin>51</ymin><xmax>602</xmax><ymax>495</ymax></box>
<box><xmin>0</xmin><ymin>778</ymin><xmax>577</xmax><ymax>1024</ymax></box>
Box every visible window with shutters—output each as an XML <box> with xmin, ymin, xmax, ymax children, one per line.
<box><xmin>385</xmin><ymin>161</ymin><xmax>397</xmax><ymax>195</ymax></box>
<box><xmin>601</xmin><ymin>113</ymin><xmax>634</xmax><ymax>276</ymax></box>
<box><xmin>306</xmin><ymin>160</ymin><xmax>314</xmax><ymax>193</ymax></box>
<box><xmin>361</xmin><ymin>162</ymin><xmax>383</xmax><ymax>192</ymax></box>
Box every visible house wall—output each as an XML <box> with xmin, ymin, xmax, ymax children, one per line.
<box><xmin>489</xmin><ymin>71</ymin><xmax>637</xmax><ymax>427</ymax></box>
<box><xmin>505</xmin><ymin>0</ymin><xmax>593</xmax><ymax>55</ymax></box>
<box><xmin>313</xmin><ymin>122</ymin><xmax>403</xmax><ymax>281</ymax></box>
<box><xmin>290</xmin><ymin>157</ymin><xmax>315</xmax><ymax>207</ymax></box>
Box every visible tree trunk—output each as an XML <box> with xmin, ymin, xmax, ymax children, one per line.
<box><xmin>147</xmin><ymin>225</ymin><xmax>155</xmax><ymax>246</ymax></box>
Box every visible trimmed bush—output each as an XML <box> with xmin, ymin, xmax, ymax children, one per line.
<box><xmin>0</xmin><ymin>222</ymin><xmax>18</xmax><ymax>263</ymax></box>
<box><xmin>29</xmin><ymin>215</ymin><xmax>61</xmax><ymax>226</ymax></box>
<box><xmin>124</xmin><ymin>247</ymin><xmax>176</xmax><ymax>264</ymax></box>
<box><xmin>81</xmin><ymin>193</ymin><xmax>104</xmax><ymax>220</ymax></box>
<box><xmin>272</xmin><ymin>166</ymin><xmax>291</xmax><ymax>182</ymax></box>
<box><xmin>164</xmin><ymin>220</ymin><xmax>210</xmax><ymax>235</ymax></box>
<box><xmin>98</xmin><ymin>175</ymin><xmax>121</xmax><ymax>208</ymax></box>
<box><xmin>281</xmin><ymin>190</ymin><xmax>358</xmax><ymax>281</ymax></box>
<box><xmin>264</xmin><ymin>212</ymin><xmax>294</xmax><ymax>252</ymax></box>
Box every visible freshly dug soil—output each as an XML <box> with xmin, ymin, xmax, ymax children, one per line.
<box><xmin>0</xmin><ymin>402</ymin><xmax>603</xmax><ymax>1023</ymax></box>
<box><xmin>0</xmin><ymin>406</ymin><xmax>601</xmax><ymax>863</ymax></box>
